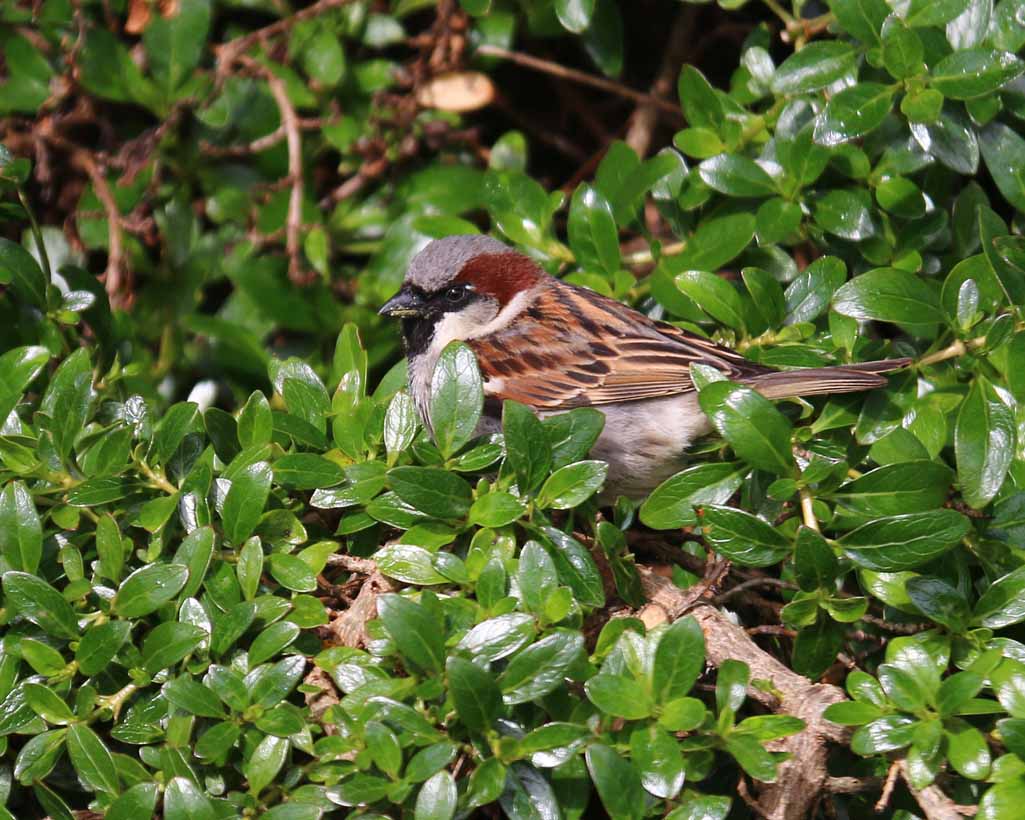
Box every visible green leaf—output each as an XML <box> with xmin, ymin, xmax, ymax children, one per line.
<box><xmin>700</xmin><ymin>505</ymin><xmax>791</xmax><ymax>567</ymax></box>
<box><xmin>905</xmin><ymin>576</ymin><xmax>970</xmax><ymax>631</ymax></box>
<box><xmin>237</xmin><ymin>391</ymin><xmax>273</xmax><ymax>450</ymax></box>
<box><xmin>113</xmin><ymin>563</ymin><xmax>189</xmax><ymax>618</ymax></box>
<box><xmin>678</xmin><ymin>65</ymin><xmax>723</xmax><ymax>131</ymax></box>
<box><xmin>653</xmin><ymin>616</ymin><xmax>705</xmax><ymax>701</ymax></box>
<box><xmin>581</xmin><ymin>0</ymin><xmax>623</xmax><ymax>78</ymax></box>
<box><xmin>675</xmin><ymin>270</ymin><xmax>747</xmax><ymax>330</ymax></box>
<box><xmin>586</xmin><ymin>674</ymin><xmax>653</xmax><ymax>719</ymax></box>
<box><xmin>555</xmin><ymin>0</ymin><xmax>595</xmax><ymax>32</ymax></box>
<box><xmin>784</xmin><ymin>256</ymin><xmax>847</xmax><ymax>325</ymax></box>
<box><xmin>429</xmin><ymin>342</ymin><xmax>483</xmax><ymax>458</ymax></box>
<box><xmin>725</xmin><ymin>734</ymin><xmax>779</xmax><ymax>782</ymax></box>
<box><xmin>500</xmin><ymin>630</ymin><xmax>584</xmax><ymax>704</ymax></box>
<box><xmin>2</xmin><ymin>571</ymin><xmax>79</xmax><ymax>639</ymax></box>
<box><xmin>222</xmin><ymin>461</ymin><xmax>272</xmax><ymax>544</ymax></box>
<box><xmin>946</xmin><ymin>717</ymin><xmax>991</xmax><ymax>780</ymax></box>
<box><xmin>838</xmin><ymin>510</ymin><xmax>971</xmax><ymax>571</ymax></box>
<box><xmin>833</xmin><ymin>461</ymin><xmax>954</xmax><ymax>516</ymax></box>
<box><xmin>931</xmin><ymin>49</ymin><xmax>1024</xmax><ymax>99</ymax></box>
<box><xmin>794</xmin><ymin>526</ymin><xmax>839</xmax><ymax>591</ymax></box>
<box><xmin>537</xmin><ymin>460</ymin><xmax>607</xmax><ymax>509</ymax></box>
<box><xmin>67</xmin><ymin>723</ymin><xmax>119</xmax><ymax>795</ymax></box>
<box><xmin>698</xmin><ymin>154</ymin><xmax>777</xmax><ymax>198</ymax></box>
<box><xmin>833</xmin><ymin>268</ymin><xmax>942</xmax><ymax>333</ymax></box>
<box><xmin>771</xmin><ymin>41</ymin><xmax>857</xmax><ymax>94</ymax></box>
<box><xmin>902</xmin><ymin>0</ymin><xmax>971</xmax><ymax>26</ymax></box>
<box><xmin>446</xmin><ymin>656</ymin><xmax>502</xmax><ymax>731</ymax></box>
<box><xmin>143</xmin><ymin>0</ymin><xmax>211</xmax><ymax>97</ymax></box>
<box><xmin>23</xmin><ymin>683</ymin><xmax>75</xmax><ymax>725</ymax></box>
<box><xmin>415</xmin><ymin>770</ymin><xmax>457</xmax><ymax>820</ymax></box>
<box><xmin>974</xmin><ymin>566</ymin><xmax>1025</xmax><ymax>628</ymax></box>
<box><xmin>956</xmin><ymin>378</ymin><xmax>1015</xmax><ymax>509</ymax></box>
<box><xmin>536</xmin><ymin>526</ymin><xmax>606</xmax><ymax>608</ymax></box>
<box><xmin>586</xmin><ymin>744</ymin><xmax>646</xmax><ymax>820</ymax></box>
<box><xmin>141</xmin><ymin>622</ymin><xmax>205</xmax><ymax>674</ymax></box>
<box><xmin>267</xmin><ymin>553</ymin><xmax>317</xmax><ymax>593</ymax></box>
<box><xmin>378</xmin><ymin>593</ymin><xmax>445</xmax><ymax>674</ymax></box>
<box><xmin>503</xmin><ymin>400</ymin><xmax>553</xmax><ymax>494</ymax></box>
<box><xmin>384</xmin><ymin>390</ymin><xmax>418</xmax><ymax>463</ymax></box>
<box><xmin>882</xmin><ymin>25</ymin><xmax>924</xmax><ymax>79</ymax></box>
<box><xmin>76</xmin><ymin>620</ymin><xmax>131</xmax><ymax>676</ymax></box>
<box><xmin>162</xmin><ymin>676</ymin><xmax>227</xmax><ymax>718</ymax></box>
<box><xmin>0</xmin><ymin>345</ymin><xmax>50</xmax><ymax>423</ymax></box>
<box><xmin>542</xmin><ymin>407</ymin><xmax>605</xmax><ymax>470</ymax></box>
<box><xmin>375</xmin><ymin>544</ymin><xmax>448</xmax><ymax>585</ymax></box>
<box><xmin>273</xmin><ymin>454</ymin><xmax>345</xmax><ymax>490</ymax></box>
<box><xmin>568</xmin><ymin>184</ymin><xmax>620</xmax><ymax>275</ymax></box>
<box><xmin>814</xmin><ymin>83</ymin><xmax>895</xmax><ymax>146</ymax></box>
<box><xmin>813</xmin><ymin>188</ymin><xmax>876</xmax><ymax>240</ymax></box>
<box><xmin>640</xmin><ymin>463</ymin><xmax>745</xmax><ymax>529</ymax></box>
<box><xmin>630</xmin><ymin>725</ymin><xmax>684</xmax><ymax>799</ymax></box>
<box><xmin>40</xmin><ymin>348</ymin><xmax>94</xmax><ymax>463</ymax></box>
<box><xmin>105</xmin><ymin>783</ymin><xmax>159</xmax><ymax>820</ymax></box>
<box><xmin>980</xmin><ymin>122</ymin><xmax>1025</xmax><ymax>217</ymax></box>
<box><xmin>698</xmin><ymin>381</ymin><xmax>794</xmax><ymax>475</ymax></box>
<box><xmin>469</xmin><ymin>491</ymin><xmax>527</xmax><ymax>527</ymax></box>
<box><xmin>388</xmin><ymin>466</ymin><xmax>473</xmax><ymax>518</ymax></box>
<box><xmin>245</xmin><ymin>734</ymin><xmax>288</xmax><ymax>795</ymax></box>
<box><xmin>0</xmin><ymin>481</ymin><xmax>41</xmax><ymax>573</ymax></box>
<box><xmin>0</xmin><ymin>237</ymin><xmax>47</xmax><ymax>307</ymax></box>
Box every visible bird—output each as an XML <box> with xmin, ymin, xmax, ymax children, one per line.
<box><xmin>379</xmin><ymin>234</ymin><xmax>911</xmax><ymax>500</ymax></box>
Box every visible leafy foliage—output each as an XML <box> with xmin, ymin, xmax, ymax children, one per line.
<box><xmin>3</xmin><ymin>0</ymin><xmax>1025</xmax><ymax>817</ymax></box>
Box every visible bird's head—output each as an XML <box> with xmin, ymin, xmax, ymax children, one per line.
<box><xmin>379</xmin><ymin>235</ymin><xmax>544</xmax><ymax>356</ymax></box>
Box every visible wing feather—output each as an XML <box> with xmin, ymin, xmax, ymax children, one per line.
<box><xmin>469</xmin><ymin>281</ymin><xmax>769</xmax><ymax>410</ymax></box>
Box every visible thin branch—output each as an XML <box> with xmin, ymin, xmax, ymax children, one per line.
<box><xmin>899</xmin><ymin>760</ymin><xmax>977</xmax><ymax>820</ymax></box>
<box><xmin>799</xmin><ymin>487</ymin><xmax>820</xmax><ymax>532</ymax></box>
<box><xmin>216</xmin><ymin>0</ymin><xmax>352</xmax><ymax>71</ymax></box>
<box><xmin>638</xmin><ymin>566</ymin><xmax>848</xmax><ymax>820</ymax></box>
<box><xmin>237</xmin><ymin>56</ymin><xmax>307</xmax><ymax>285</ymax></box>
<box><xmin>324</xmin><ymin>553</ymin><xmax>377</xmax><ymax>575</ymax></box>
<box><xmin>475</xmin><ymin>44</ymin><xmax>683</xmax><ymax>115</ymax></box>
<box><xmin>71</xmin><ymin>151</ymin><xmax>128</xmax><ymax>308</ymax></box>
<box><xmin>714</xmin><ymin>576</ymin><xmax>796</xmax><ymax>604</ymax></box>
<box><xmin>625</xmin><ymin>6</ymin><xmax>695</xmax><ymax>157</ymax></box>
<box><xmin>200</xmin><ymin>117</ymin><xmax>331</xmax><ymax>157</ymax></box>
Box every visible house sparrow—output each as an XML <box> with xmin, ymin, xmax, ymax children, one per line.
<box><xmin>380</xmin><ymin>235</ymin><xmax>910</xmax><ymax>499</ymax></box>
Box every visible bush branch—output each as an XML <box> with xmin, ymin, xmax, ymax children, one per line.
<box><xmin>638</xmin><ymin>566</ymin><xmax>848</xmax><ymax>820</ymax></box>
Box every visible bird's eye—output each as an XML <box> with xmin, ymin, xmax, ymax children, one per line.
<box><xmin>445</xmin><ymin>285</ymin><xmax>469</xmax><ymax>303</ymax></box>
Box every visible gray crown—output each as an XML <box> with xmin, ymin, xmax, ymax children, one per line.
<box><xmin>404</xmin><ymin>234</ymin><xmax>510</xmax><ymax>292</ymax></box>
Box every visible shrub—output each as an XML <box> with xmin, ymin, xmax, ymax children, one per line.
<box><xmin>2</xmin><ymin>0</ymin><xmax>1025</xmax><ymax>817</ymax></box>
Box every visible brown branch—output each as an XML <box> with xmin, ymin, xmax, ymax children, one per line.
<box><xmin>899</xmin><ymin>761</ymin><xmax>978</xmax><ymax>820</ymax></box>
<box><xmin>200</xmin><ymin>117</ymin><xmax>331</xmax><ymax>157</ymax></box>
<box><xmin>70</xmin><ymin>151</ymin><xmax>128</xmax><ymax>308</ymax></box>
<box><xmin>624</xmin><ymin>6</ymin><xmax>695</xmax><ymax>157</ymax></box>
<box><xmin>638</xmin><ymin>566</ymin><xmax>848</xmax><ymax>820</ymax></box>
<box><xmin>324</xmin><ymin>553</ymin><xmax>377</xmax><ymax>575</ymax></box>
<box><xmin>236</xmin><ymin>56</ymin><xmax>307</xmax><ymax>285</ymax></box>
<box><xmin>216</xmin><ymin>0</ymin><xmax>352</xmax><ymax>71</ymax></box>
<box><xmin>475</xmin><ymin>44</ymin><xmax>683</xmax><ymax>115</ymax></box>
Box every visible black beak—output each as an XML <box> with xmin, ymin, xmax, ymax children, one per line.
<box><xmin>379</xmin><ymin>287</ymin><xmax>425</xmax><ymax>318</ymax></box>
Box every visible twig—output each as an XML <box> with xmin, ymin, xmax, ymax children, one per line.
<box><xmin>622</xmin><ymin>240</ymin><xmax>686</xmax><ymax>267</ymax></box>
<box><xmin>475</xmin><ymin>44</ymin><xmax>683</xmax><ymax>115</ymax></box>
<box><xmin>237</xmin><ymin>56</ymin><xmax>307</xmax><ymax>285</ymax></box>
<box><xmin>200</xmin><ymin>117</ymin><xmax>331</xmax><ymax>157</ymax></box>
<box><xmin>800</xmin><ymin>488</ymin><xmax>820</xmax><ymax>532</ymax></box>
<box><xmin>216</xmin><ymin>0</ymin><xmax>352</xmax><ymax>71</ymax></box>
<box><xmin>714</xmin><ymin>576</ymin><xmax>796</xmax><ymax>603</ymax></box>
<box><xmin>898</xmin><ymin>760</ymin><xmax>976</xmax><ymax>820</ymax></box>
<box><xmin>324</xmin><ymin>553</ymin><xmax>377</xmax><ymax>575</ymax></box>
<box><xmin>71</xmin><ymin>151</ymin><xmax>128</xmax><ymax>308</ymax></box>
<box><xmin>625</xmin><ymin>6</ymin><xmax>695</xmax><ymax>157</ymax></box>
<box><xmin>638</xmin><ymin>566</ymin><xmax>849</xmax><ymax>820</ymax></box>
<box><xmin>826</xmin><ymin>775</ymin><xmax>883</xmax><ymax>794</ymax></box>
<box><xmin>918</xmin><ymin>336</ymin><xmax>987</xmax><ymax>367</ymax></box>
<box><xmin>875</xmin><ymin>759</ymin><xmax>901</xmax><ymax>813</ymax></box>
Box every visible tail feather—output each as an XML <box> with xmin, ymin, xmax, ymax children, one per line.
<box><xmin>746</xmin><ymin>358</ymin><xmax>912</xmax><ymax>400</ymax></box>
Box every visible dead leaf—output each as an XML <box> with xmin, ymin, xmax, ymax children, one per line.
<box><xmin>416</xmin><ymin>71</ymin><xmax>495</xmax><ymax>112</ymax></box>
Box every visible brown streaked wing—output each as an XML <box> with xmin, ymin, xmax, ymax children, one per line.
<box><xmin>468</xmin><ymin>280</ymin><xmax>769</xmax><ymax>410</ymax></box>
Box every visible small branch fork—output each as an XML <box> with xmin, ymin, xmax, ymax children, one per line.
<box><xmin>636</xmin><ymin>566</ymin><xmax>974</xmax><ymax>819</ymax></box>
